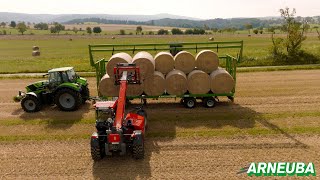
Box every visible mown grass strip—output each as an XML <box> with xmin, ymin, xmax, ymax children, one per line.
<box><xmin>0</xmin><ymin>126</ymin><xmax>319</xmax><ymax>142</ymax></box>
<box><xmin>0</xmin><ymin>111</ymin><xmax>319</xmax><ymax>127</ymax></box>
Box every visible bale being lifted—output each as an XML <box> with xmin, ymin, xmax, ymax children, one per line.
<box><xmin>154</xmin><ymin>52</ymin><xmax>174</xmax><ymax>74</ymax></box>
<box><xmin>187</xmin><ymin>70</ymin><xmax>210</xmax><ymax>94</ymax></box>
<box><xmin>210</xmin><ymin>68</ymin><xmax>235</xmax><ymax>93</ymax></box>
<box><xmin>165</xmin><ymin>69</ymin><xmax>187</xmax><ymax>95</ymax></box>
<box><xmin>106</xmin><ymin>53</ymin><xmax>132</xmax><ymax>76</ymax></box>
<box><xmin>195</xmin><ymin>50</ymin><xmax>219</xmax><ymax>73</ymax></box>
<box><xmin>174</xmin><ymin>51</ymin><xmax>195</xmax><ymax>74</ymax></box>
<box><xmin>143</xmin><ymin>71</ymin><xmax>166</xmax><ymax>96</ymax></box>
<box><xmin>99</xmin><ymin>74</ymin><xmax>119</xmax><ymax>97</ymax></box>
<box><xmin>132</xmin><ymin>51</ymin><xmax>155</xmax><ymax>79</ymax></box>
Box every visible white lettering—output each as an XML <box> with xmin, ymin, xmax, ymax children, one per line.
<box><xmin>305</xmin><ymin>163</ymin><xmax>315</xmax><ymax>174</ymax></box>
<box><xmin>296</xmin><ymin>162</ymin><xmax>305</xmax><ymax>174</ymax></box>
<box><xmin>267</xmin><ymin>162</ymin><xmax>277</xmax><ymax>174</ymax></box>
<box><xmin>247</xmin><ymin>163</ymin><xmax>256</xmax><ymax>174</ymax></box>
<box><xmin>277</xmin><ymin>162</ymin><xmax>285</xmax><ymax>173</ymax></box>
<box><xmin>258</xmin><ymin>163</ymin><xmax>267</xmax><ymax>174</ymax></box>
<box><xmin>286</xmin><ymin>162</ymin><xmax>296</xmax><ymax>174</ymax></box>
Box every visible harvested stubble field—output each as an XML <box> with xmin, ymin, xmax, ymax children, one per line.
<box><xmin>0</xmin><ymin>70</ymin><xmax>320</xmax><ymax>179</ymax></box>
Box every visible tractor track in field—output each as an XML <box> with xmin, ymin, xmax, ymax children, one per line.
<box><xmin>0</xmin><ymin>70</ymin><xmax>319</xmax><ymax>179</ymax></box>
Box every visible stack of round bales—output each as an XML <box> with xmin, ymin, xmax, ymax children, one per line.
<box><xmin>99</xmin><ymin>50</ymin><xmax>235</xmax><ymax>97</ymax></box>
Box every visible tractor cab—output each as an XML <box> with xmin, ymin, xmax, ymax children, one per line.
<box><xmin>48</xmin><ymin>67</ymin><xmax>78</xmax><ymax>85</ymax></box>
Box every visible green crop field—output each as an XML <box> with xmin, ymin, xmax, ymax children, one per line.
<box><xmin>0</xmin><ymin>33</ymin><xmax>319</xmax><ymax>73</ymax></box>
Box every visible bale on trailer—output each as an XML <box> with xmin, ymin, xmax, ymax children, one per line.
<box><xmin>127</xmin><ymin>83</ymin><xmax>144</xmax><ymax>96</ymax></box>
<box><xmin>154</xmin><ymin>52</ymin><xmax>174</xmax><ymax>74</ymax></box>
<box><xmin>106</xmin><ymin>53</ymin><xmax>132</xmax><ymax>76</ymax></box>
<box><xmin>187</xmin><ymin>70</ymin><xmax>210</xmax><ymax>94</ymax></box>
<box><xmin>99</xmin><ymin>74</ymin><xmax>119</xmax><ymax>97</ymax></box>
<box><xmin>195</xmin><ymin>50</ymin><xmax>219</xmax><ymax>73</ymax></box>
<box><xmin>165</xmin><ymin>69</ymin><xmax>187</xmax><ymax>95</ymax></box>
<box><xmin>210</xmin><ymin>68</ymin><xmax>235</xmax><ymax>93</ymax></box>
<box><xmin>143</xmin><ymin>71</ymin><xmax>166</xmax><ymax>96</ymax></box>
<box><xmin>174</xmin><ymin>51</ymin><xmax>195</xmax><ymax>74</ymax></box>
<box><xmin>132</xmin><ymin>51</ymin><xmax>155</xmax><ymax>79</ymax></box>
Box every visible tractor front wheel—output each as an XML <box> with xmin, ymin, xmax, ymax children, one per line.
<box><xmin>132</xmin><ymin>143</ymin><xmax>144</xmax><ymax>159</ymax></box>
<box><xmin>55</xmin><ymin>88</ymin><xmax>82</xmax><ymax>111</ymax></box>
<box><xmin>21</xmin><ymin>95</ymin><xmax>41</xmax><ymax>113</ymax></box>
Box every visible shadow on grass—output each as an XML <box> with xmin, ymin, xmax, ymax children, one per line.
<box><xmin>12</xmin><ymin>102</ymin><xmax>91</xmax><ymax>129</ymax></box>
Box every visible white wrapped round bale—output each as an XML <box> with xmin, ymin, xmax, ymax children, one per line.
<box><xmin>133</xmin><ymin>51</ymin><xmax>155</xmax><ymax>79</ymax></box>
<box><xmin>174</xmin><ymin>51</ymin><xmax>195</xmax><ymax>74</ymax></box>
<box><xmin>143</xmin><ymin>71</ymin><xmax>165</xmax><ymax>96</ymax></box>
<box><xmin>165</xmin><ymin>69</ymin><xmax>187</xmax><ymax>95</ymax></box>
<box><xmin>154</xmin><ymin>52</ymin><xmax>174</xmax><ymax>74</ymax></box>
<box><xmin>187</xmin><ymin>70</ymin><xmax>210</xmax><ymax>94</ymax></box>
<box><xmin>195</xmin><ymin>50</ymin><xmax>219</xmax><ymax>73</ymax></box>
<box><xmin>99</xmin><ymin>74</ymin><xmax>119</xmax><ymax>97</ymax></box>
<box><xmin>106</xmin><ymin>53</ymin><xmax>132</xmax><ymax>76</ymax></box>
<box><xmin>210</xmin><ymin>68</ymin><xmax>235</xmax><ymax>93</ymax></box>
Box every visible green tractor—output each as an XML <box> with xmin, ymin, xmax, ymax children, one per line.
<box><xmin>14</xmin><ymin>67</ymin><xmax>89</xmax><ymax>112</ymax></box>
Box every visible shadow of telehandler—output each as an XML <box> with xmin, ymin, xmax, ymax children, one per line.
<box><xmin>92</xmin><ymin>100</ymin><xmax>308</xmax><ymax>179</ymax></box>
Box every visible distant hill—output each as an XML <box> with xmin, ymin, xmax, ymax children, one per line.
<box><xmin>0</xmin><ymin>12</ymin><xmax>200</xmax><ymax>23</ymax></box>
<box><xmin>0</xmin><ymin>12</ymin><xmax>318</xmax><ymax>30</ymax></box>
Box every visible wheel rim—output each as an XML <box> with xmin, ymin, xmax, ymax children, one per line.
<box><xmin>187</xmin><ymin>100</ymin><xmax>194</xmax><ymax>107</ymax></box>
<box><xmin>24</xmin><ymin>100</ymin><xmax>36</xmax><ymax>111</ymax></box>
<box><xmin>207</xmin><ymin>100</ymin><xmax>215</xmax><ymax>107</ymax></box>
<box><xmin>59</xmin><ymin>93</ymin><xmax>75</xmax><ymax>109</ymax></box>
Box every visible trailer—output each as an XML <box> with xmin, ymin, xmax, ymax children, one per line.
<box><xmin>88</xmin><ymin>41</ymin><xmax>243</xmax><ymax>108</ymax></box>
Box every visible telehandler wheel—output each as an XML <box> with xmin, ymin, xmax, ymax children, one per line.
<box><xmin>132</xmin><ymin>143</ymin><xmax>144</xmax><ymax>159</ymax></box>
<box><xmin>55</xmin><ymin>88</ymin><xmax>82</xmax><ymax>111</ymax></box>
<box><xmin>21</xmin><ymin>95</ymin><xmax>41</xmax><ymax>113</ymax></box>
<box><xmin>184</xmin><ymin>97</ymin><xmax>196</xmax><ymax>108</ymax></box>
<box><xmin>90</xmin><ymin>138</ymin><xmax>105</xmax><ymax>161</ymax></box>
<box><xmin>203</xmin><ymin>97</ymin><xmax>216</xmax><ymax>108</ymax></box>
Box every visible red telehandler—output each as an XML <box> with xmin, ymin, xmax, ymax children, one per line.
<box><xmin>90</xmin><ymin>63</ymin><xmax>147</xmax><ymax>161</ymax></box>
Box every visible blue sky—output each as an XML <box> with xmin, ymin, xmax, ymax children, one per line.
<box><xmin>0</xmin><ymin>0</ymin><xmax>319</xmax><ymax>19</ymax></box>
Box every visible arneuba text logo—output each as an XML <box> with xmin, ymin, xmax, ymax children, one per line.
<box><xmin>238</xmin><ymin>162</ymin><xmax>316</xmax><ymax>177</ymax></box>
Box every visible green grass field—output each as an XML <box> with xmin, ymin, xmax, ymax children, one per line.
<box><xmin>0</xmin><ymin>33</ymin><xmax>319</xmax><ymax>73</ymax></box>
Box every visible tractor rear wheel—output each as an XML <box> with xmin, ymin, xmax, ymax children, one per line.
<box><xmin>55</xmin><ymin>88</ymin><xmax>82</xmax><ymax>111</ymax></box>
<box><xmin>90</xmin><ymin>138</ymin><xmax>105</xmax><ymax>161</ymax></box>
<box><xmin>184</xmin><ymin>97</ymin><xmax>196</xmax><ymax>108</ymax></box>
<box><xmin>21</xmin><ymin>95</ymin><xmax>41</xmax><ymax>113</ymax></box>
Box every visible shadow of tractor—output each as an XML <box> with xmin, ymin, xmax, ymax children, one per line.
<box><xmin>12</xmin><ymin>102</ymin><xmax>92</xmax><ymax>129</ymax></box>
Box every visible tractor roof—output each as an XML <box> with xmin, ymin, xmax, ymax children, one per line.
<box><xmin>48</xmin><ymin>67</ymin><xmax>74</xmax><ymax>73</ymax></box>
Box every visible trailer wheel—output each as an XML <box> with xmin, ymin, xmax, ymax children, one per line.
<box><xmin>184</xmin><ymin>97</ymin><xmax>196</xmax><ymax>108</ymax></box>
<box><xmin>21</xmin><ymin>95</ymin><xmax>41</xmax><ymax>113</ymax></box>
<box><xmin>203</xmin><ymin>97</ymin><xmax>216</xmax><ymax>108</ymax></box>
<box><xmin>90</xmin><ymin>138</ymin><xmax>105</xmax><ymax>161</ymax></box>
